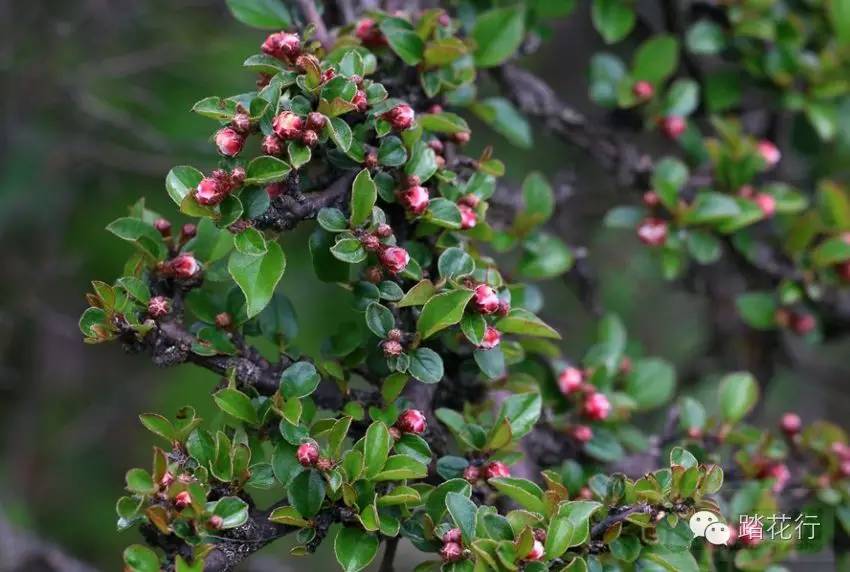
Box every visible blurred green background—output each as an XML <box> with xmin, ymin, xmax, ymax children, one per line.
<box><xmin>3</xmin><ymin>1</ymin><xmax>850</xmax><ymax>569</ymax></box>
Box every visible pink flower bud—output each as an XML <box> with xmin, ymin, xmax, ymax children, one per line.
<box><xmin>360</xmin><ymin>234</ymin><xmax>381</xmax><ymax>251</ymax></box>
<box><xmin>301</xmin><ymin>129</ymin><xmax>318</xmax><ymax>148</ymax></box>
<box><xmin>473</xmin><ymin>284</ymin><xmax>500</xmax><ymax>314</ymax></box>
<box><xmin>353</xmin><ymin>89</ymin><xmax>368</xmax><ymax>112</ymax></box>
<box><xmin>365</xmin><ymin>266</ymin><xmax>384</xmax><ymax>283</ymax></box>
<box><xmin>633</xmin><ymin>80</ymin><xmax>654</xmax><ymax>100</ymax></box>
<box><xmin>442</xmin><ymin>528</ymin><xmax>462</xmax><ymax>544</ymax></box>
<box><xmin>558</xmin><ymin>367</ymin><xmax>584</xmax><ymax>395</ymax></box>
<box><xmin>479</xmin><ymin>326</ymin><xmax>501</xmax><ymax>349</ymax></box>
<box><xmin>767</xmin><ymin>463</ymin><xmax>790</xmax><ymax>493</ymax></box>
<box><xmin>266</xmin><ymin>182</ymin><xmax>285</xmax><ymax>199</ymax></box>
<box><xmin>375</xmin><ymin>223</ymin><xmax>393</xmax><ymax>238</ymax></box>
<box><xmin>841</xmin><ymin>461</ymin><xmax>850</xmax><ymax>477</ymax></box>
<box><xmin>642</xmin><ymin>191</ymin><xmax>660</xmax><ymax>207</ymax></box>
<box><xmin>459</xmin><ymin>194</ymin><xmax>480</xmax><ymax>208</ymax></box>
<box><xmin>525</xmin><ymin>540</ymin><xmax>544</xmax><ymax>561</ymax></box>
<box><xmin>572</xmin><ymin>424</ymin><xmax>593</xmax><ymax>443</ymax></box>
<box><xmin>583</xmin><ymin>392</ymin><xmax>611</xmax><ymax>421</ymax></box>
<box><xmin>660</xmin><ymin>116</ymin><xmax>687</xmax><ymax>139</ymax></box>
<box><xmin>215</xmin><ymin>312</ymin><xmax>232</xmax><ymax>329</ymax></box>
<box><xmin>453</xmin><ymin>131</ymin><xmax>471</xmax><ymax>145</ymax></box>
<box><xmin>459</xmin><ymin>204</ymin><xmax>477</xmax><ymax>229</ymax></box>
<box><xmin>497</xmin><ymin>300</ymin><xmax>511</xmax><ymax>316</ymax></box>
<box><xmin>215</xmin><ymin>127</ymin><xmax>244</xmax><ymax>157</ymax></box>
<box><xmin>154</xmin><ymin>218</ymin><xmax>172</xmax><ymax>237</ymax></box>
<box><xmin>195</xmin><ymin>177</ymin><xmax>224</xmax><ymax>206</ymax></box>
<box><xmin>231</xmin><ymin>112</ymin><xmax>251</xmax><ymax>133</ymax></box>
<box><xmin>533</xmin><ymin>529</ymin><xmax>547</xmax><ymax>543</ymax></box>
<box><xmin>792</xmin><ymin>313</ymin><xmax>816</xmax><ymax>335</ymax></box>
<box><xmin>379</xmin><ymin>246</ymin><xmax>410</xmax><ymax>274</ymax></box>
<box><xmin>160</xmin><ymin>472</ymin><xmax>174</xmax><ymax>488</ymax></box>
<box><xmin>384</xmin><ymin>104</ymin><xmax>415</xmax><ymax>131</ymax></box>
<box><xmin>440</xmin><ymin>541</ymin><xmax>464</xmax><ymax>563</ymax></box>
<box><xmin>169</xmin><ymin>254</ymin><xmax>200</xmax><ymax>279</ymax></box>
<box><xmin>316</xmin><ymin>457</ymin><xmax>334</xmax><ymax>472</ymax></box>
<box><xmin>306</xmin><ymin>112</ymin><xmax>327</xmax><ymax>131</ymax></box>
<box><xmin>181</xmin><ymin>223</ymin><xmax>196</xmax><ymax>240</ymax></box>
<box><xmin>147</xmin><ymin>296</ymin><xmax>171</xmax><ymax>318</ymax></box>
<box><xmin>262</xmin><ymin>134</ymin><xmax>284</xmax><ymax>156</ymax></box>
<box><xmin>364</xmin><ymin>152</ymin><xmax>379</xmax><ymax>169</ymax></box>
<box><xmin>484</xmin><ymin>461</ymin><xmax>510</xmax><ymax>480</ymax></box>
<box><xmin>396</xmin><ymin>409</ymin><xmax>427</xmax><ymax>434</ymax></box>
<box><xmin>428</xmin><ymin>139</ymin><xmax>444</xmax><ymax>154</ymax></box>
<box><xmin>780</xmin><ymin>412</ymin><xmax>801</xmax><ymax>435</ymax></box>
<box><xmin>208</xmin><ymin>515</ymin><xmax>224</xmax><ymax>529</ymax></box>
<box><xmin>261</xmin><ymin>31</ymin><xmax>301</xmax><ymax>60</ymax></box>
<box><xmin>273</xmin><ymin>111</ymin><xmax>304</xmax><ymax>140</ymax></box>
<box><xmin>296</xmin><ymin>442</ymin><xmax>319</xmax><ymax>466</ymax></box>
<box><xmin>757</xmin><ymin>140</ymin><xmax>781</xmax><ymax>167</ymax></box>
<box><xmin>382</xmin><ymin>339</ymin><xmax>404</xmax><ymax>356</ymax></box>
<box><xmin>399</xmin><ymin>185</ymin><xmax>430</xmax><ymax>215</ymax></box>
<box><xmin>355</xmin><ymin>18</ymin><xmax>387</xmax><ymax>47</ymax></box>
<box><xmin>636</xmin><ymin>217</ymin><xmax>668</xmax><ymax>247</ymax></box>
<box><xmin>174</xmin><ymin>490</ymin><xmax>192</xmax><ymax>508</ymax></box>
<box><xmin>387</xmin><ymin>328</ymin><xmax>403</xmax><ymax>341</ymax></box>
<box><xmin>463</xmin><ymin>465</ymin><xmax>480</xmax><ymax>483</ymax></box>
<box><xmin>754</xmin><ymin>193</ymin><xmax>776</xmax><ymax>218</ymax></box>
<box><xmin>230</xmin><ymin>167</ymin><xmax>246</xmax><ymax>186</ymax></box>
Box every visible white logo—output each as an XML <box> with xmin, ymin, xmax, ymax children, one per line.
<box><xmin>689</xmin><ymin>511</ymin><xmax>730</xmax><ymax>545</ymax></box>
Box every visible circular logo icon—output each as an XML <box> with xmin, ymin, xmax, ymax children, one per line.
<box><xmin>689</xmin><ymin>510</ymin><xmax>720</xmax><ymax>537</ymax></box>
<box><xmin>705</xmin><ymin>522</ymin><xmax>732</xmax><ymax>545</ymax></box>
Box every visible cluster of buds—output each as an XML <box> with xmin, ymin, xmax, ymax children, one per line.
<box><xmin>439</xmin><ymin>528</ymin><xmax>466</xmax><ymax>563</ymax></box>
<box><xmin>457</xmin><ymin>194</ymin><xmax>479</xmax><ymax>229</ymax></box>
<box><xmin>147</xmin><ymin>295</ymin><xmax>171</xmax><ymax>318</ymax></box>
<box><xmin>355</xmin><ymin>18</ymin><xmax>387</xmax><ymax>47</ymax></box>
<box><xmin>295</xmin><ymin>441</ymin><xmax>333</xmax><ymax>471</ymax></box>
<box><xmin>163</xmin><ymin>253</ymin><xmax>201</xmax><ymax>280</ymax></box>
<box><xmin>636</xmin><ymin>217</ymin><xmax>668</xmax><ymax>247</ymax></box>
<box><xmin>463</xmin><ymin>461</ymin><xmax>510</xmax><ymax>484</ymax></box>
<box><xmin>382</xmin><ymin>328</ymin><xmax>405</xmax><ymax>358</ymax></box>
<box><xmin>659</xmin><ymin>116</ymin><xmax>687</xmax><ymax>139</ymax></box>
<box><xmin>832</xmin><ymin>442</ymin><xmax>850</xmax><ymax>477</ymax></box>
<box><xmin>395</xmin><ymin>408</ymin><xmax>427</xmax><ymax>434</ymax></box>
<box><xmin>383</xmin><ymin>104</ymin><xmax>415</xmax><ymax>131</ymax></box>
<box><xmin>195</xmin><ymin>168</ymin><xmax>245</xmax><ymax>206</ymax></box>
<box><xmin>557</xmin><ymin>366</ymin><xmax>611</xmax><ymax>421</ymax></box>
<box><xmin>774</xmin><ymin>308</ymin><xmax>816</xmax><ymax>335</ymax></box>
<box><xmin>261</xmin><ymin>31</ymin><xmax>301</xmax><ymax>62</ymax></box>
<box><xmin>471</xmin><ymin>284</ymin><xmax>508</xmax><ymax>315</ymax></box>
<box><xmin>398</xmin><ymin>176</ymin><xmax>430</xmax><ymax>215</ymax></box>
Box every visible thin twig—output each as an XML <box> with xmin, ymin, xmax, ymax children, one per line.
<box><xmin>379</xmin><ymin>537</ymin><xmax>399</xmax><ymax>572</ymax></box>
<box><xmin>297</xmin><ymin>0</ymin><xmax>330</xmax><ymax>47</ymax></box>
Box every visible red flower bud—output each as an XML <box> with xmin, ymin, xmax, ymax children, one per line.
<box><xmin>396</xmin><ymin>409</ymin><xmax>427</xmax><ymax>434</ymax></box>
<box><xmin>361</xmin><ymin>234</ymin><xmax>381</xmax><ymax>251</ymax></box>
<box><xmin>306</xmin><ymin>112</ymin><xmax>327</xmax><ymax>131</ymax></box>
<box><xmin>459</xmin><ymin>194</ymin><xmax>480</xmax><ymax>208</ymax></box>
<box><xmin>316</xmin><ymin>457</ymin><xmax>334</xmax><ymax>472</ymax></box>
<box><xmin>636</xmin><ymin>217</ymin><xmax>668</xmax><ymax>247</ymax></box>
<box><xmin>160</xmin><ymin>472</ymin><xmax>174</xmax><ymax>488</ymax></box>
<box><xmin>195</xmin><ymin>177</ymin><xmax>225</xmax><ymax>206</ymax></box>
<box><xmin>558</xmin><ymin>367</ymin><xmax>584</xmax><ymax>395</ymax></box>
<box><xmin>687</xmin><ymin>426</ymin><xmax>703</xmax><ymax>439</ymax></box>
<box><xmin>231</xmin><ymin>112</ymin><xmax>251</xmax><ymax>133</ymax></box>
<box><xmin>642</xmin><ymin>191</ymin><xmax>660</xmax><ymax>207</ymax></box>
<box><xmin>154</xmin><ymin>218</ymin><xmax>172</xmax><ymax>237</ymax></box>
<box><xmin>452</xmin><ymin>131</ymin><xmax>470</xmax><ymax>145</ymax></box>
<box><xmin>388</xmin><ymin>426</ymin><xmax>401</xmax><ymax>440</ymax></box>
<box><xmin>533</xmin><ymin>529</ymin><xmax>547</xmax><ymax>543</ymax></box>
<box><xmin>353</xmin><ymin>90</ymin><xmax>368</xmax><ymax>112</ymax></box>
<box><xmin>767</xmin><ymin>463</ymin><xmax>790</xmax><ymax>493</ymax></box>
<box><xmin>428</xmin><ymin>104</ymin><xmax>444</xmax><ymax>114</ymax></box>
<box><xmin>208</xmin><ymin>515</ymin><xmax>224</xmax><ymax>530</ymax></box>
<box><xmin>230</xmin><ymin>167</ymin><xmax>246</xmax><ymax>187</ymax></box>
<box><xmin>148</xmin><ymin>296</ymin><xmax>171</xmax><ymax>318</ymax></box>
<box><xmin>262</xmin><ymin>134</ymin><xmax>284</xmax><ymax>156</ymax></box>
<box><xmin>181</xmin><ymin>223</ymin><xmax>197</xmax><ymax>240</ymax></box>
<box><xmin>443</xmin><ymin>528</ymin><xmax>462</xmax><ymax>544</ymax></box>
<box><xmin>792</xmin><ymin>312</ymin><xmax>816</xmax><ymax>335</ymax></box>
<box><xmin>375</xmin><ymin>223</ymin><xmax>393</xmax><ymax>238</ymax></box>
<box><xmin>382</xmin><ymin>340</ymin><xmax>404</xmax><ymax>357</ymax></box>
<box><xmin>632</xmin><ymin>80</ymin><xmax>654</xmax><ymax>100</ymax></box>
<box><xmin>525</xmin><ymin>540</ymin><xmax>545</xmax><ymax>561</ymax></box>
<box><xmin>463</xmin><ymin>465</ymin><xmax>480</xmax><ymax>483</ymax></box>
<box><xmin>479</xmin><ymin>326</ymin><xmax>501</xmax><ymax>349</ymax></box>
<box><xmin>174</xmin><ymin>490</ymin><xmax>192</xmax><ymax>508</ymax></box>
<box><xmin>459</xmin><ymin>204</ymin><xmax>477</xmax><ymax>229</ymax></box>
<box><xmin>296</xmin><ymin>442</ymin><xmax>319</xmax><ymax>466</ymax></box>
<box><xmin>660</xmin><ymin>116</ymin><xmax>687</xmax><ymax>139</ymax></box>
<box><xmin>838</xmin><ymin>260</ymin><xmax>850</xmax><ymax>282</ymax></box>
<box><xmin>583</xmin><ymin>392</ymin><xmax>611</xmax><ymax>421</ymax></box>
<box><xmin>497</xmin><ymin>300</ymin><xmax>511</xmax><ymax>316</ymax></box>
<box><xmin>383</xmin><ymin>104</ymin><xmax>415</xmax><ymax>131</ymax></box>
<box><xmin>169</xmin><ymin>254</ymin><xmax>201</xmax><ymax>279</ymax></box>
<box><xmin>365</xmin><ymin>265</ymin><xmax>384</xmax><ymax>283</ymax></box>
<box><xmin>272</xmin><ymin>111</ymin><xmax>304</xmax><ymax>140</ymax></box>
<box><xmin>780</xmin><ymin>412</ymin><xmax>801</xmax><ymax>435</ymax></box>
<box><xmin>261</xmin><ymin>31</ymin><xmax>301</xmax><ymax>60</ymax></box>
<box><xmin>321</xmin><ymin>68</ymin><xmax>336</xmax><ymax>83</ymax></box>
<box><xmin>266</xmin><ymin>182</ymin><xmax>285</xmax><ymax>199</ymax></box>
<box><xmin>484</xmin><ymin>461</ymin><xmax>510</xmax><ymax>480</ymax></box>
<box><xmin>572</xmin><ymin>424</ymin><xmax>593</xmax><ymax>443</ymax></box>
<box><xmin>399</xmin><ymin>185</ymin><xmax>430</xmax><ymax>215</ymax></box>
<box><xmin>355</xmin><ymin>18</ymin><xmax>387</xmax><ymax>47</ymax></box>
<box><xmin>755</xmin><ymin>193</ymin><xmax>776</xmax><ymax>218</ymax></box>
<box><xmin>364</xmin><ymin>152</ymin><xmax>379</xmax><ymax>170</ymax></box>
<box><xmin>349</xmin><ymin>74</ymin><xmax>363</xmax><ymax>86</ymax></box>
<box><xmin>428</xmin><ymin>139</ymin><xmax>444</xmax><ymax>154</ymax></box>
<box><xmin>301</xmin><ymin>129</ymin><xmax>318</xmax><ymax>148</ymax></box>
<box><xmin>387</xmin><ymin>328</ymin><xmax>403</xmax><ymax>342</ymax></box>
<box><xmin>757</xmin><ymin>139</ymin><xmax>781</xmax><ymax>168</ymax></box>
<box><xmin>472</xmin><ymin>284</ymin><xmax>500</xmax><ymax>314</ymax></box>
<box><xmin>440</xmin><ymin>542</ymin><xmax>464</xmax><ymax>563</ymax></box>
<box><xmin>380</xmin><ymin>246</ymin><xmax>410</xmax><ymax>274</ymax></box>
<box><xmin>215</xmin><ymin>312</ymin><xmax>232</xmax><ymax>329</ymax></box>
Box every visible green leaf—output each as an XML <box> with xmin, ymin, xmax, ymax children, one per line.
<box><xmin>518</xmin><ymin>233</ymin><xmax>573</xmax><ymax>279</ymax></box>
<box><xmin>812</xmin><ymin>237</ymin><xmax>850</xmax><ymax>266</ymax></box>
<box><xmin>380</xmin><ymin>17</ymin><xmax>425</xmax><ymax>65</ymax></box>
<box><xmin>280</xmin><ymin>361</ymin><xmax>321</xmax><ymax>399</ymax></box>
<box><xmin>125</xmin><ymin>468</ymin><xmax>156</xmax><ymax>495</ymax></box>
<box><xmin>718</xmin><ymin>372</ymin><xmax>759</xmax><ymax>423</ymax></box>
<box><xmin>652</xmin><ymin>157</ymin><xmax>689</xmax><ymax>209</ymax></box>
<box><xmin>398</xmin><ymin>279</ymin><xmax>437</xmax><ymax>307</ymax></box>
<box><xmin>106</xmin><ymin>218</ymin><xmax>167</xmax><ymax>260</ymax></box>
<box><xmin>364</xmin><ymin>422</ymin><xmax>391</xmax><ymax>479</ymax></box>
<box><xmin>268</xmin><ymin>505</ymin><xmax>311</xmax><ymax>527</ymax></box>
<box><xmin>374</xmin><ymin>455</ymin><xmax>428</xmax><ymax>480</ymax></box>
<box><xmin>288</xmin><ymin>469</ymin><xmax>325</xmax><ymax>518</ymax></box>
<box><xmin>446</xmin><ymin>492</ymin><xmax>478</xmax><ymax>543</ymax></box>
<box><xmin>589</xmin><ymin>53</ymin><xmax>626</xmax><ymax>107</ymax></box>
<box><xmin>735</xmin><ymin>292</ymin><xmax>777</xmax><ymax>330</ymax></box>
<box><xmin>425</xmin><ymin>198</ymin><xmax>462</xmax><ymax>229</ymax></box>
<box><xmin>438</xmin><ymin>247</ymin><xmax>475</xmax><ymax>279</ymax></box>
<box><xmin>632</xmin><ymin>35</ymin><xmax>679</xmax><ymax>84</ymax></box>
<box><xmin>557</xmin><ymin>501</ymin><xmax>603</xmax><ymax>546</ymax></box>
<box><xmin>591</xmin><ymin>0</ymin><xmax>635</xmax><ymax>44</ymax></box>
<box><xmin>404</xmin><ymin>141</ymin><xmax>439</xmax><ymax>182</ymax></box>
<box><xmin>327</xmin><ymin>117</ymin><xmax>353</xmax><ymax>151</ymax></box>
<box><xmin>686</xmin><ymin>20</ymin><xmax>725</xmax><ymax>54</ymax></box>
<box><xmin>166</xmin><ymin>166</ymin><xmax>203</xmax><ymax>206</ymax></box>
<box><xmin>497</xmin><ymin>392</ymin><xmax>541</xmax><ymax>439</ymax></box>
<box><xmin>516</xmin><ymin>172</ymin><xmax>554</xmax><ymax>230</ymax></box>
<box><xmin>417</xmin><ymin>289</ymin><xmax>474</xmax><ymax>338</ymax></box>
<box><xmin>427</xmin><ymin>479</ymin><xmax>471</xmax><ymax>522</ymax></box>
<box><xmin>472</xmin><ymin>6</ymin><xmax>526</xmax><ymax>67</ymax></box>
<box><xmin>365</xmin><ymin>303</ymin><xmax>395</xmax><ymax>338</ymax></box>
<box><xmin>334</xmin><ymin>527</ymin><xmax>379</xmax><ymax>572</ymax></box>
<box><xmin>139</xmin><ymin>414</ymin><xmax>177</xmax><ymax>442</ymax></box>
<box><xmin>330</xmin><ymin>237</ymin><xmax>367</xmax><ymax>264</ymax></box>
<box><xmin>683</xmin><ymin>192</ymin><xmax>740</xmax><ymax>224</ymax></box>
<box><xmin>829</xmin><ymin>0</ymin><xmax>850</xmax><ymax>45</ymax></box>
<box><xmin>123</xmin><ymin>544</ymin><xmax>160</xmax><ymax>572</ymax></box>
<box><xmin>378</xmin><ymin>136</ymin><xmax>408</xmax><ymax>167</ymax></box>
<box><xmin>471</xmin><ymin>97</ymin><xmax>532</xmax><ymax>148</ymax></box>
<box><xmin>625</xmin><ymin>358</ymin><xmax>675</xmax><ymax>410</ymax></box>
<box><xmin>317</xmin><ymin>207</ymin><xmax>349</xmax><ymax>232</ymax></box>
<box><xmin>244</xmin><ymin>155</ymin><xmax>291</xmax><ymax>185</ymax></box>
<box><xmin>663</xmin><ymin>79</ymin><xmax>700</xmax><ymax>117</ymax></box>
<box><xmin>228</xmin><ymin>242</ymin><xmax>286</xmax><ymax>318</ymax></box>
<box><xmin>686</xmin><ymin>230</ymin><xmax>722</xmax><ymax>264</ymax></box>
<box><xmin>350</xmin><ymin>169</ymin><xmax>377</xmax><ymax>227</ymax></box>
<box><xmin>496</xmin><ymin>308</ymin><xmax>561</xmax><ymax>339</ymax></box>
<box><xmin>489</xmin><ymin>477</ymin><xmax>546</xmax><ymax>513</ymax></box>
<box><xmin>210</xmin><ymin>496</ymin><xmax>250</xmax><ymax>529</ymax></box>
<box><xmin>419</xmin><ymin>112</ymin><xmax>470</xmax><ymax>134</ymax></box>
<box><xmin>545</xmin><ymin>515</ymin><xmax>575</xmax><ymax>560</ymax></box>
<box><xmin>288</xmin><ymin>142</ymin><xmax>311</xmax><ymax>170</ymax></box>
<box><xmin>233</xmin><ymin>228</ymin><xmax>268</xmax><ymax>256</ymax></box>
<box><xmin>226</xmin><ymin>0</ymin><xmax>291</xmax><ymax>29</ymax></box>
<box><xmin>408</xmin><ymin>347</ymin><xmax>444</xmax><ymax>384</ymax></box>
<box><xmin>213</xmin><ymin>388</ymin><xmax>259</xmax><ymax>425</ymax></box>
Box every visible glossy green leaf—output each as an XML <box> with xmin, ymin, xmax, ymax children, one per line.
<box><xmin>472</xmin><ymin>6</ymin><xmax>526</xmax><ymax>67</ymax></box>
<box><xmin>417</xmin><ymin>289</ymin><xmax>474</xmax><ymax>338</ymax></box>
<box><xmin>228</xmin><ymin>242</ymin><xmax>286</xmax><ymax>318</ymax></box>
<box><xmin>213</xmin><ymin>388</ymin><xmax>259</xmax><ymax>425</ymax></box>
<box><xmin>350</xmin><ymin>169</ymin><xmax>377</xmax><ymax>227</ymax></box>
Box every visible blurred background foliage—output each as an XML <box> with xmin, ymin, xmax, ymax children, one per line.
<box><xmin>2</xmin><ymin>0</ymin><xmax>850</xmax><ymax>569</ymax></box>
